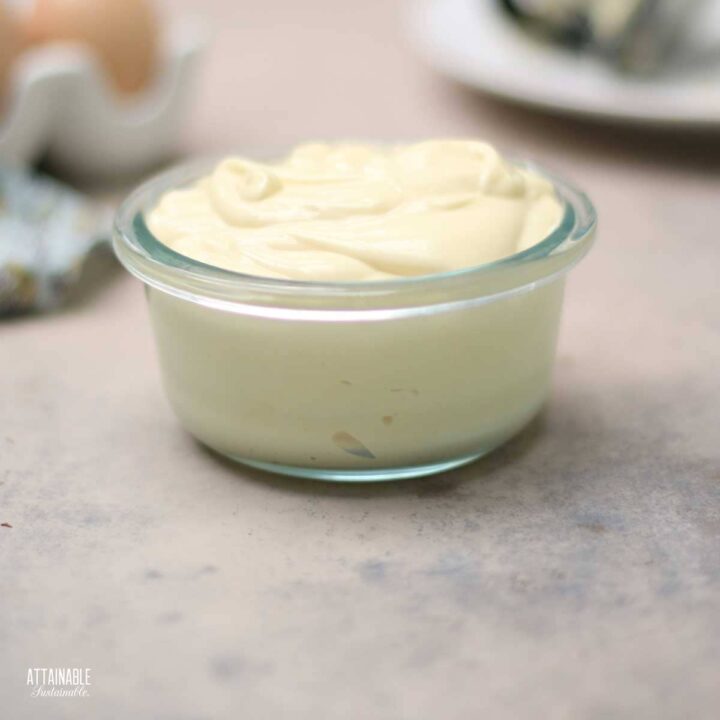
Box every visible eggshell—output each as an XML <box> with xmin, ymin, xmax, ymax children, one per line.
<box><xmin>26</xmin><ymin>0</ymin><xmax>159</xmax><ymax>94</ymax></box>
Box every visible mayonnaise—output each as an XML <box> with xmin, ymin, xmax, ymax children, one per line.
<box><xmin>147</xmin><ymin>140</ymin><xmax>563</xmax><ymax>281</ymax></box>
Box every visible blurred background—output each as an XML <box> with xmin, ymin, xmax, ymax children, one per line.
<box><xmin>2</xmin><ymin>2</ymin><xmax>719</xmax><ymax>719</ymax></box>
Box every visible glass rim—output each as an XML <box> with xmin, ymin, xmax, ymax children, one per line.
<box><xmin>112</xmin><ymin>153</ymin><xmax>597</xmax><ymax>315</ymax></box>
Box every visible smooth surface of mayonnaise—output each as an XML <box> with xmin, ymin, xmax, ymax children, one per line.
<box><xmin>147</xmin><ymin>140</ymin><xmax>563</xmax><ymax>281</ymax></box>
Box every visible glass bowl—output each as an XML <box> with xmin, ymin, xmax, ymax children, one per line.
<box><xmin>113</xmin><ymin>157</ymin><xmax>596</xmax><ymax>482</ymax></box>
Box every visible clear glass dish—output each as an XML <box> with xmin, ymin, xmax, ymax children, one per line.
<box><xmin>113</xmin><ymin>157</ymin><xmax>596</xmax><ymax>482</ymax></box>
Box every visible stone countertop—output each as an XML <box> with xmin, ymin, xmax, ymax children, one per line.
<box><xmin>1</xmin><ymin>1</ymin><xmax>719</xmax><ymax>718</ymax></box>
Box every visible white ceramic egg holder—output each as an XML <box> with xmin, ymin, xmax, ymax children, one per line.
<box><xmin>0</xmin><ymin>17</ymin><xmax>206</xmax><ymax>177</ymax></box>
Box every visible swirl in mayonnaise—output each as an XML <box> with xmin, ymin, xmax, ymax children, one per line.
<box><xmin>147</xmin><ymin>140</ymin><xmax>563</xmax><ymax>281</ymax></box>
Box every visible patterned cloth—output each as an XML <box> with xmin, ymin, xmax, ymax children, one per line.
<box><xmin>0</xmin><ymin>168</ymin><xmax>113</xmax><ymax>315</ymax></box>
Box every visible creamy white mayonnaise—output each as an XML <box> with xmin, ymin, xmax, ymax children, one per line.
<box><xmin>147</xmin><ymin>140</ymin><xmax>563</xmax><ymax>281</ymax></box>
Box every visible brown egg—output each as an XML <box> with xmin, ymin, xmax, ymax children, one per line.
<box><xmin>26</xmin><ymin>0</ymin><xmax>159</xmax><ymax>94</ymax></box>
<box><xmin>0</xmin><ymin>2</ymin><xmax>23</xmax><ymax>104</ymax></box>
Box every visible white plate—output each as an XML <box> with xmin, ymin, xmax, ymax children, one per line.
<box><xmin>408</xmin><ymin>0</ymin><xmax>720</xmax><ymax>128</ymax></box>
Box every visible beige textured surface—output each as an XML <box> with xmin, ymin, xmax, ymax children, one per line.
<box><xmin>2</xmin><ymin>1</ymin><xmax>719</xmax><ymax>718</ymax></box>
